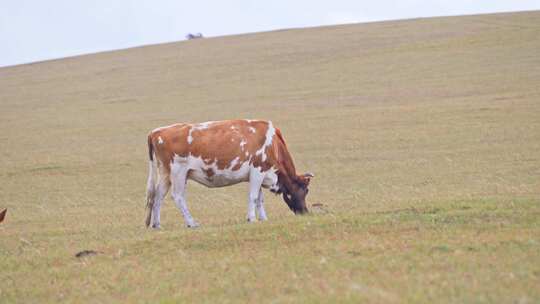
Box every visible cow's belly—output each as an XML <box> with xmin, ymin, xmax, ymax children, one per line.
<box><xmin>188</xmin><ymin>168</ymin><xmax>249</xmax><ymax>188</ymax></box>
<box><xmin>187</xmin><ymin>156</ymin><xmax>251</xmax><ymax>188</ymax></box>
<box><xmin>181</xmin><ymin>155</ymin><xmax>278</xmax><ymax>189</ymax></box>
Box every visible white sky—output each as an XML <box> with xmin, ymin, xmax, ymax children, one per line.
<box><xmin>1</xmin><ymin>0</ymin><xmax>539</xmax><ymax>67</ymax></box>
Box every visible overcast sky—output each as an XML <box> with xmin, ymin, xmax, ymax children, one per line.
<box><xmin>1</xmin><ymin>1</ymin><xmax>539</xmax><ymax>67</ymax></box>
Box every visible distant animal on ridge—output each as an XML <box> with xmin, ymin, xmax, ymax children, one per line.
<box><xmin>145</xmin><ymin>119</ymin><xmax>313</xmax><ymax>228</ymax></box>
<box><xmin>186</xmin><ymin>33</ymin><xmax>204</xmax><ymax>40</ymax></box>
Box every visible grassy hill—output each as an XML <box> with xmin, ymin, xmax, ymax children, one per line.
<box><xmin>1</xmin><ymin>11</ymin><xmax>539</xmax><ymax>303</ymax></box>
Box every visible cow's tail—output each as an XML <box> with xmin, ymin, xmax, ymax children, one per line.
<box><xmin>145</xmin><ymin>134</ymin><xmax>157</xmax><ymax>227</ymax></box>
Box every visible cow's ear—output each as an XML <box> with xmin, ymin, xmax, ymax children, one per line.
<box><xmin>303</xmin><ymin>172</ymin><xmax>314</xmax><ymax>185</ymax></box>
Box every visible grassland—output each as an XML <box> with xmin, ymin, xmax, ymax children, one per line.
<box><xmin>1</xmin><ymin>11</ymin><xmax>539</xmax><ymax>303</ymax></box>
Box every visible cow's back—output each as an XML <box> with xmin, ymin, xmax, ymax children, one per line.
<box><xmin>149</xmin><ymin>120</ymin><xmax>275</xmax><ymax>174</ymax></box>
<box><xmin>187</xmin><ymin>120</ymin><xmax>269</xmax><ymax>169</ymax></box>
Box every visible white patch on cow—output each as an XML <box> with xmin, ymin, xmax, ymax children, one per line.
<box><xmin>231</xmin><ymin>138</ymin><xmax>235</xmax><ymax>142</ymax></box>
<box><xmin>240</xmin><ymin>139</ymin><xmax>247</xmax><ymax>150</ymax></box>
<box><xmin>245</xmin><ymin>151</ymin><xmax>249</xmax><ymax>157</ymax></box>
<box><xmin>249</xmin><ymin>127</ymin><xmax>256</xmax><ymax>133</ymax></box>
<box><xmin>255</xmin><ymin>121</ymin><xmax>275</xmax><ymax>162</ymax></box>
<box><xmin>197</xmin><ymin>121</ymin><xmax>215</xmax><ymax>129</ymax></box>
<box><xmin>158</xmin><ymin>136</ymin><xmax>164</xmax><ymax>144</ymax></box>
<box><xmin>228</xmin><ymin>157</ymin><xmax>240</xmax><ymax>171</ymax></box>
<box><xmin>261</xmin><ymin>167</ymin><xmax>279</xmax><ymax>192</ymax></box>
<box><xmin>173</xmin><ymin>154</ymin><xmax>189</xmax><ymax>164</ymax></box>
<box><xmin>187</xmin><ymin>121</ymin><xmax>215</xmax><ymax>145</ymax></box>
<box><xmin>152</xmin><ymin>123</ymin><xmax>182</xmax><ymax>133</ymax></box>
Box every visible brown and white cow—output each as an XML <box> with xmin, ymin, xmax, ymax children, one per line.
<box><xmin>145</xmin><ymin>119</ymin><xmax>313</xmax><ymax>228</ymax></box>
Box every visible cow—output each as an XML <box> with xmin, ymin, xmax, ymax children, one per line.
<box><xmin>145</xmin><ymin>119</ymin><xmax>313</xmax><ymax>228</ymax></box>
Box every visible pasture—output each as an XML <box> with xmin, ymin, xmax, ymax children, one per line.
<box><xmin>1</xmin><ymin>11</ymin><xmax>539</xmax><ymax>303</ymax></box>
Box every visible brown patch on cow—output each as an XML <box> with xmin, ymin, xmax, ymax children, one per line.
<box><xmin>195</xmin><ymin>120</ymin><xmax>268</xmax><ymax>170</ymax></box>
<box><xmin>204</xmin><ymin>167</ymin><xmax>215</xmax><ymax>178</ymax></box>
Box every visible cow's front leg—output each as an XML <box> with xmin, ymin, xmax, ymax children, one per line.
<box><xmin>171</xmin><ymin>163</ymin><xmax>199</xmax><ymax>228</ymax></box>
<box><xmin>256</xmin><ymin>188</ymin><xmax>268</xmax><ymax>221</ymax></box>
<box><xmin>247</xmin><ymin>169</ymin><xmax>264</xmax><ymax>222</ymax></box>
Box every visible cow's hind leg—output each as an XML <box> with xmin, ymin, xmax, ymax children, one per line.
<box><xmin>170</xmin><ymin>162</ymin><xmax>199</xmax><ymax>228</ymax></box>
<box><xmin>150</xmin><ymin>175</ymin><xmax>170</xmax><ymax>229</ymax></box>
<box><xmin>145</xmin><ymin>157</ymin><xmax>170</xmax><ymax>229</ymax></box>
<box><xmin>256</xmin><ymin>188</ymin><xmax>268</xmax><ymax>221</ymax></box>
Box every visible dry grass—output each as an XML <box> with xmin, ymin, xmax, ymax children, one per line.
<box><xmin>1</xmin><ymin>11</ymin><xmax>539</xmax><ymax>303</ymax></box>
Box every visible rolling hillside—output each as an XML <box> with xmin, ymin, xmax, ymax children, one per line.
<box><xmin>1</xmin><ymin>11</ymin><xmax>539</xmax><ymax>303</ymax></box>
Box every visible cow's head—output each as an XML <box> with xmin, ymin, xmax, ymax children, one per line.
<box><xmin>282</xmin><ymin>172</ymin><xmax>313</xmax><ymax>214</ymax></box>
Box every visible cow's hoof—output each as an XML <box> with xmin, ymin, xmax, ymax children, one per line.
<box><xmin>151</xmin><ymin>223</ymin><xmax>161</xmax><ymax>229</ymax></box>
<box><xmin>247</xmin><ymin>218</ymin><xmax>257</xmax><ymax>223</ymax></box>
<box><xmin>258</xmin><ymin>217</ymin><xmax>268</xmax><ymax>222</ymax></box>
<box><xmin>187</xmin><ymin>222</ymin><xmax>200</xmax><ymax>228</ymax></box>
